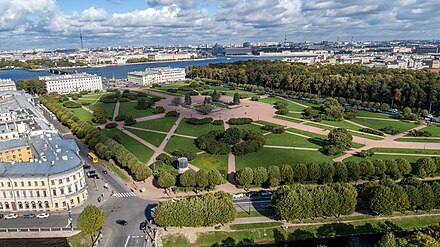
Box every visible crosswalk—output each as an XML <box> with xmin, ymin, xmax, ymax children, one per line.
<box><xmin>113</xmin><ymin>192</ymin><xmax>136</xmax><ymax>198</ymax></box>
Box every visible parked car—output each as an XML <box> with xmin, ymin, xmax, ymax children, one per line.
<box><xmin>86</xmin><ymin>170</ymin><xmax>96</xmax><ymax>177</ymax></box>
<box><xmin>116</xmin><ymin>219</ymin><xmax>128</xmax><ymax>226</ymax></box>
<box><xmin>102</xmin><ymin>169</ymin><xmax>108</xmax><ymax>174</ymax></box>
<box><xmin>246</xmin><ymin>192</ymin><xmax>258</xmax><ymax>197</ymax></box>
<box><xmin>233</xmin><ymin>193</ymin><xmax>244</xmax><ymax>198</ymax></box>
<box><xmin>5</xmin><ymin>213</ymin><xmax>18</xmax><ymax>219</ymax></box>
<box><xmin>260</xmin><ymin>191</ymin><xmax>272</xmax><ymax>196</ymax></box>
<box><xmin>89</xmin><ymin>174</ymin><xmax>99</xmax><ymax>179</ymax></box>
<box><xmin>37</xmin><ymin>213</ymin><xmax>50</xmax><ymax>219</ymax></box>
<box><xmin>22</xmin><ymin>213</ymin><xmax>36</xmax><ymax>219</ymax></box>
<box><xmin>83</xmin><ymin>164</ymin><xmax>91</xmax><ymax>169</ymax></box>
<box><xmin>139</xmin><ymin>221</ymin><xmax>147</xmax><ymax>231</ymax></box>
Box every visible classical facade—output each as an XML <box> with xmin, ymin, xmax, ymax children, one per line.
<box><xmin>39</xmin><ymin>73</ymin><xmax>103</xmax><ymax>94</ymax></box>
<box><xmin>127</xmin><ymin>67</ymin><xmax>186</xmax><ymax>86</ymax></box>
<box><xmin>0</xmin><ymin>79</ymin><xmax>16</xmax><ymax>91</ymax></box>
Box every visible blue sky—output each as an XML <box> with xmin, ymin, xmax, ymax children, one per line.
<box><xmin>1</xmin><ymin>0</ymin><xmax>439</xmax><ymax>50</ymax></box>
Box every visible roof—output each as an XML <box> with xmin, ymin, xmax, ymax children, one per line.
<box><xmin>0</xmin><ymin>137</ymin><xmax>28</xmax><ymax>152</ymax></box>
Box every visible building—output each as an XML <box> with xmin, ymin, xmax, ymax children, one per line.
<box><xmin>0</xmin><ymin>90</ymin><xmax>88</xmax><ymax>212</ymax></box>
<box><xmin>147</xmin><ymin>53</ymin><xmax>196</xmax><ymax>61</ymax></box>
<box><xmin>0</xmin><ymin>79</ymin><xmax>16</xmax><ymax>91</ymax></box>
<box><xmin>223</xmin><ymin>47</ymin><xmax>252</xmax><ymax>56</ymax></box>
<box><xmin>127</xmin><ymin>67</ymin><xmax>186</xmax><ymax>86</ymax></box>
<box><xmin>39</xmin><ymin>73</ymin><xmax>103</xmax><ymax>94</ymax></box>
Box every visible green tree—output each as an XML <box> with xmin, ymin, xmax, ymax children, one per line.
<box><xmin>320</xmin><ymin>162</ymin><xmax>335</xmax><ymax>183</ymax></box>
<box><xmin>223</xmin><ymin>127</ymin><xmax>243</xmax><ymax>145</ymax></box>
<box><xmin>307</xmin><ymin>163</ymin><xmax>322</xmax><ymax>181</ymax></box>
<box><xmin>253</xmin><ymin>167</ymin><xmax>268</xmax><ymax>186</ymax></box>
<box><xmin>235</xmin><ymin>167</ymin><xmax>254</xmax><ymax>186</ymax></box>
<box><xmin>135</xmin><ymin>98</ymin><xmax>151</xmax><ymax>110</ymax></box>
<box><xmin>292</xmin><ymin>164</ymin><xmax>308</xmax><ymax>182</ymax></box>
<box><xmin>345</xmin><ymin>161</ymin><xmax>360</xmax><ymax>181</ymax></box>
<box><xmin>280</xmin><ymin>164</ymin><xmax>294</xmax><ymax>183</ymax></box>
<box><xmin>333</xmin><ymin>162</ymin><xmax>348</xmax><ymax>182</ymax></box>
<box><xmin>179</xmin><ymin>169</ymin><xmax>197</xmax><ymax>187</ymax></box>
<box><xmin>16</xmin><ymin>79</ymin><xmax>47</xmax><ymax>95</ymax></box>
<box><xmin>233</xmin><ymin>92</ymin><xmax>240</xmax><ymax>105</ymax></box>
<box><xmin>93</xmin><ymin>108</ymin><xmax>108</xmax><ymax>124</ymax></box>
<box><xmin>184</xmin><ymin>93</ymin><xmax>192</xmax><ymax>105</ymax></box>
<box><xmin>360</xmin><ymin>160</ymin><xmax>376</xmax><ymax>179</ymax></box>
<box><xmin>416</xmin><ymin>158</ymin><xmax>436</xmax><ymax>177</ymax></box>
<box><xmin>134</xmin><ymin>164</ymin><xmax>152</xmax><ymax>181</ymax></box>
<box><xmin>207</xmin><ymin>169</ymin><xmax>223</xmax><ymax>188</ymax></box>
<box><xmin>324</xmin><ymin>128</ymin><xmax>352</xmax><ymax>155</ymax></box>
<box><xmin>172</xmin><ymin>96</ymin><xmax>182</xmax><ymax>106</ymax></box>
<box><xmin>211</xmin><ymin>89</ymin><xmax>221</xmax><ymax>102</ymax></box>
<box><xmin>369</xmin><ymin>185</ymin><xmax>395</xmax><ymax>215</ymax></box>
<box><xmin>196</xmin><ymin>170</ymin><xmax>209</xmax><ymax>188</ymax></box>
<box><xmin>77</xmin><ymin>205</ymin><xmax>106</xmax><ymax>243</ymax></box>
<box><xmin>373</xmin><ymin>160</ymin><xmax>387</xmax><ymax>179</ymax></box>
<box><xmin>267</xmin><ymin>165</ymin><xmax>281</xmax><ymax>181</ymax></box>
<box><xmin>272</xmin><ymin>185</ymin><xmax>313</xmax><ymax>221</ymax></box>
<box><xmin>157</xmin><ymin>171</ymin><xmax>176</xmax><ymax>189</ymax></box>
<box><xmin>376</xmin><ymin>232</ymin><xmax>397</xmax><ymax>247</ymax></box>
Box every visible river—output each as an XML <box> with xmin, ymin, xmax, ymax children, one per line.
<box><xmin>0</xmin><ymin>56</ymin><xmax>284</xmax><ymax>81</ymax></box>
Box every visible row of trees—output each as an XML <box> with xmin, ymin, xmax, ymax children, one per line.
<box><xmin>157</xmin><ymin>169</ymin><xmax>223</xmax><ymax>190</ymax></box>
<box><xmin>376</xmin><ymin>225</ymin><xmax>440</xmax><ymax>247</ymax></box>
<box><xmin>272</xmin><ymin>183</ymin><xmax>357</xmax><ymax>221</ymax></box>
<box><xmin>187</xmin><ymin>61</ymin><xmax>440</xmax><ymax>113</ymax></box>
<box><xmin>303</xmin><ymin>97</ymin><xmax>357</xmax><ymax>121</ymax></box>
<box><xmin>40</xmin><ymin>95</ymin><xmax>152</xmax><ymax>181</ymax></box>
<box><xmin>153</xmin><ymin>191</ymin><xmax>236</xmax><ymax>227</ymax></box>
<box><xmin>234</xmin><ymin>157</ymin><xmax>440</xmax><ymax>187</ymax></box>
<box><xmin>1</xmin><ymin>59</ymin><xmax>84</xmax><ymax>69</ymax></box>
<box><xmin>359</xmin><ymin>179</ymin><xmax>440</xmax><ymax>215</ymax></box>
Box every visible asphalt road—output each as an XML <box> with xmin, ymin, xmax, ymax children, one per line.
<box><xmin>233</xmin><ymin>196</ymin><xmax>272</xmax><ymax>212</ymax></box>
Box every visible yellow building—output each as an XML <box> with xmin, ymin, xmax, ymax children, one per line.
<box><xmin>0</xmin><ymin>138</ymin><xmax>32</xmax><ymax>163</ymax></box>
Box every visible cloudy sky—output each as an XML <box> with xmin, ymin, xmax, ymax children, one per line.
<box><xmin>1</xmin><ymin>0</ymin><xmax>439</xmax><ymax>50</ymax></box>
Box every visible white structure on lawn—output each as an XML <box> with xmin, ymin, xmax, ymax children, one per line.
<box><xmin>127</xmin><ymin>67</ymin><xmax>186</xmax><ymax>86</ymax></box>
<box><xmin>39</xmin><ymin>73</ymin><xmax>103</xmax><ymax>94</ymax></box>
<box><xmin>0</xmin><ymin>79</ymin><xmax>16</xmax><ymax>91</ymax></box>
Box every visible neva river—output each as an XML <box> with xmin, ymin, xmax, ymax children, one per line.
<box><xmin>0</xmin><ymin>56</ymin><xmax>282</xmax><ymax>81</ymax></box>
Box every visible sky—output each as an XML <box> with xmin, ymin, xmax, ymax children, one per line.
<box><xmin>1</xmin><ymin>0</ymin><xmax>440</xmax><ymax>50</ymax></box>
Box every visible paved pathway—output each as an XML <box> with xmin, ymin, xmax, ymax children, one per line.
<box><xmin>124</xmin><ymin>126</ymin><xmax>169</xmax><ymax>135</ymax></box>
<box><xmin>120</xmin><ymin>128</ymin><xmax>158</xmax><ymax>151</ymax></box>
<box><xmin>264</xmin><ymin>145</ymin><xmax>320</xmax><ymax>151</ymax></box>
<box><xmin>112</xmin><ymin>100</ymin><xmax>120</xmax><ymax>121</ymax></box>
<box><xmin>147</xmin><ymin>117</ymin><xmax>183</xmax><ymax>165</ymax></box>
<box><xmin>276</xmin><ymin>96</ymin><xmax>308</xmax><ymax>108</ymax></box>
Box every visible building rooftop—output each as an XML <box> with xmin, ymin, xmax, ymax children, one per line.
<box><xmin>0</xmin><ymin>136</ymin><xmax>28</xmax><ymax>152</ymax></box>
<box><xmin>0</xmin><ymin>90</ymin><xmax>34</xmax><ymax>115</ymax></box>
<box><xmin>0</xmin><ymin>78</ymin><xmax>15</xmax><ymax>86</ymax></box>
<box><xmin>39</xmin><ymin>73</ymin><xmax>101</xmax><ymax>82</ymax></box>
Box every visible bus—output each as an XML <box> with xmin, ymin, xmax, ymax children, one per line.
<box><xmin>87</xmin><ymin>152</ymin><xmax>99</xmax><ymax>164</ymax></box>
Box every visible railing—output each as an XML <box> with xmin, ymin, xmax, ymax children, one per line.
<box><xmin>0</xmin><ymin>227</ymin><xmax>79</xmax><ymax>232</ymax></box>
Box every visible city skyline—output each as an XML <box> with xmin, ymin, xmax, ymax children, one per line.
<box><xmin>1</xmin><ymin>0</ymin><xmax>440</xmax><ymax>50</ymax></box>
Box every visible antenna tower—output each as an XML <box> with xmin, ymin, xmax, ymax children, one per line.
<box><xmin>79</xmin><ymin>28</ymin><xmax>84</xmax><ymax>49</ymax></box>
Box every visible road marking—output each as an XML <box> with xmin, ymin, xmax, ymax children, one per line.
<box><xmin>124</xmin><ymin>236</ymin><xmax>131</xmax><ymax>247</ymax></box>
<box><xmin>114</xmin><ymin>192</ymin><xmax>136</xmax><ymax>198</ymax></box>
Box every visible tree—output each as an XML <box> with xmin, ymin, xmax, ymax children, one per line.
<box><xmin>253</xmin><ymin>167</ymin><xmax>268</xmax><ymax>186</ymax></box>
<box><xmin>233</xmin><ymin>92</ymin><xmax>240</xmax><ymax>105</ymax></box>
<box><xmin>333</xmin><ymin>162</ymin><xmax>348</xmax><ymax>182</ymax></box>
<box><xmin>324</xmin><ymin>128</ymin><xmax>352</xmax><ymax>155</ymax></box>
<box><xmin>292</xmin><ymin>164</ymin><xmax>308</xmax><ymax>182</ymax></box>
<box><xmin>211</xmin><ymin>89</ymin><xmax>221</xmax><ymax>102</ymax></box>
<box><xmin>124</xmin><ymin>115</ymin><xmax>137</xmax><ymax>126</ymax></box>
<box><xmin>280</xmin><ymin>164</ymin><xmax>294</xmax><ymax>184</ymax></box>
<box><xmin>416</xmin><ymin>158</ymin><xmax>436</xmax><ymax>177</ymax></box>
<box><xmin>179</xmin><ymin>169</ymin><xmax>197</xmax><ymax>187</ymax></box>
<box><xmin>267</xmin><ymin>165</ymin><xmax>281</xmax><ymax>181</ymax></box>
<box><xmin>16</xmin><ymin>79</ymin><xmax>47</xmax><ymax>95</ymax></box>
<box><xmin>360</xmin><ymin>160</ymin><xmax>376</xmax><ymax>179</ymax></box>
<box><xmin>135</xmin><ymin>98</ymin><xmax>151</xmax><ymax>110</ymax></box>
<box><xmin>184</xmin><ymin>93</ymin><xmax>192</xmax><ymax>105</ymax></box>
<box><xmin>172</xmin><ymin>96</ymin><xmax>182</xmax><ymax>106</ymax></box>
<box><xmin>376</xmin><ymin>232</ymin><xmax>397</xmax><ymax>247</ymax></box>
<box><xmin>420</xmin><ymin>109</ymin><xmax>429</xmax><ymax>117</ymax></box>
<box><xmin>157</xmin><ymin>171</ymin><xmax>176</xmax><ymax>189</ymax></box>
<box><xmin>207</xmin><ymin>170</ymin><xmax>222</xmax><ymax>189</ymax></box>
<box><xmin>307</xmin><ymin>163</ymin><xmax>322</xmax><ymax>181</ymax></box>
<box><xmin>93</xmin><ymin>108</ymin><xmax>108</xmax><ymax>124</ymax></box>
<box><xmin>272</xmin><ymin>185</ymin><xmax>313</xmax><ymax>221</ymax></box>
<box><xmin>320</xmin><ymin>162</ymin><xmax>335</xmax><ymax>183</ymax></box>
<box><xmin>369</xmin><ymin>186</ymin><xmax>395</xmax><ymax>215</ymax></box>
<box><xmin>235</xmin><ymin>167</ymin><xmax>254</xmax><ymax>186</ymax></box>
<box><xmin>345</xmin><ymin>161</ymin><xmax>360</xmax><ymax>181</ymax></box>
<box><xmin>196</xmin><ymin>170</ymin><xmax>209</xmax><ymax>188</ymax></box>
<box><xmin>223</xmin><ymin>127</ymin><xmax>243</xmax><ymax>145</ymax></box>
<box><xmin>77</xmin><ymin>205</ymin><xmax>106</xmax><ymax>243</ymax></box>
<box><xmin>196</xmin><ymin>104</ymin><xmax>213</xmax><ymax>115</ymax></box>
<box><xmin>373</xmin><ymin>160</ymin><xmax>387</xmax><ymax>179</ymax></box>
<box><xmin>134</xmin><ymin>164</ymin><xmax>152</xmax><ymax>181</ymax></box>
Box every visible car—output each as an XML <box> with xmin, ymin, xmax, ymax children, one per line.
<box><xmin>260</xmin><ymin>191</ymin><xmax>272</xmax><ymax>196</ymax></box>
<box><xmin>83</xmin><ymin>164</ymin><xmax>91</xmax><ymax>169</ymax></box>
<box><xmin>102</xmin><ymin>169</ymin><xmax>108</xmax><ymax>174</ymax></box>
<box><xmin>246</xmin><ymin>192</ymin><xmax>258</xmax><ymax>197</ymax></box>
<box><xmin>116</xmin><ymin>219</ymin><xmax>128</xmax><ymax>226</ymax></box>
<box><xmin>37</xmin><ymin>213</ymin><xmax>49</xmax><ymax>219</ymax></box>
<box><xmin>139</xmin><ymin>221</ymin><xmax>147</xmax><ymax>231</ymax></box>
<box><xmin>4</xmin><ymin>213</ymin><xmax>18</xmax><ymax>219</ymax></box>
<box><xmin>90</xmin><ymin>174</ymin><xmax>99</xmax><ymax>179</ymax></box>
<box><xmin>22</xmin><ymin>213</ymin><xmax>36</xmax><ymax>219</ymax></box>
<box><xmin>232</xmin><ymin>193</ymin><xmax>244</xmax><ymax>198</ymax></box>
<box><xmin>86</xmin><ymin>170</ymin><xmax>96</xmax><ymax>177</ymax></box>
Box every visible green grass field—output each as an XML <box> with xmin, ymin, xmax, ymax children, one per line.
<box><xmin>286</xmin><ymin>128</ymin><xmax>327</xmax><ymax>140</ymax></box>
<box><xmin>286</xmin><ymin>112</ymin><xmax>304</xmax><ymax>119</ymax></box>
<box><xmin>259</xmin><ymin>97</ymin><xmax>306</xmax><ymax>112</ymax></box>
<box><xmin>162</xmin><ymin>234</ymin><xmax>189</xmax><ymax>247</ymax></box>
<box><xmin>343</xmin><ymin>154</ymin><xmax>426</xmax><ymax>164</ymax></box>
<box><xmin>230</xmin><ymin>222</ymin><xmax>283</xmax><ymax>230</ymax></box>
<box><xmin>102</xmin><ymin>128</ymin><xmax>154</xmax><ymax>163</ymax></box>
<box><xmin>89</xmin><ymin>102</ymin><xmax>116</xmax><ymax>119</ymax></box>
<box><xmin>102</xmin><ymin>160</ymin><xmax>131</xmax><ymax>183</ymax></box>
<box><xmin>320</xmin><ymin>120</ymin><xmax>361</xmax><ymax>130</ymax></box>
<box><xmin>274</xmin><ymin>115</ymin><xmax>303</xmax><ymax>123</ymax></box>
<box><xmin>395</xmin><ymin>138</ymin><xmax>440</xmax><ymax>143</ymax></box>
<box><xmin>80</xmin><ymin>92</ymin><xmax>106</xmax><ymax>99</ymax></box>
<box><xmin>233</xmin><ymin>123</ymin><xmax>269</xmax><ymax>134</ymax></box>
<box><xmin>290</xmin><ymin>98</ymin><xmax>318</xmax><ymax>107</ymax></box>
<box><xmin>134</xmin><ymin>117</ymin><xmax>178</xmax><ymax>132</ymax></box>
<box><xmin>255</xmin><ymin>120</ymin><xmax>285</xmax><ymax>128</ymax></box>
<box><xmin>125</xmin><ymin>128</ymin><xmax>166</xmax><ymax>147</ymax></box>
<box><xmin>369</xmin><ymin>148</ymin><xmax>440</xmax><ymax>155</ymax></box>
<box><xmin>235</xmin><ymin>148</ymin><xmax>339</xmax><ymax>169</ymax></box>
<box><xmin>303</xmin><ymin>122</ymin><xmax>384</xmax><ymax>140</ymax></box>
<box><xmin>68</xmin><ymin>231</ymin><xmax>92</xmax><ymax>247</ymax></box>
<box><xmin>176</xmin><ymin>120</ymin><xmax>224</xmax><ymax>137</ymax></box>
<box><xmin>70</xmin><ymin>108</ymin><xmax>94</xmax><ymax>123</ymax></box>
<box><xmin>351</xmin><ymin>117</ymin><xmax>418</xmax><ymax>134</ymax></box>
<box><xmin>191</xmin><ymin>153</ymin><xmax>228</xmax><ymax>171</ymax></box>
<box><xmin>264</xmin><ymin>133</ymin><xmax>323</xmax><ymax>148</ymax></box>
<box><xmin>355</xmin><ymin>111</ymin><xmax>393</xmax><ymax>119</ymax></box>
<box><xmin>164</xmin><ymin>136</ymin><xmax>200</xmax><ymax>153</ymax></box>
<box><xmin>118</xmin><ymin>102</ymin><xmax>157</xmax><ymax>118</ymax></box>
<box><xmin>418</xmin><ymin>124</ymin><xmax>440</xmax><ymax>137</ymax></box>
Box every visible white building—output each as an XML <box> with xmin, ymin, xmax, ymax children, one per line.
<box><xmin>128</xmin><ymin>67</ymin><xmax>186</xmax><ymax>86</ymax></box>
<box><xmin>0</xmin><ymin>79</ymin><xmax>16</xmax><ymax>91</ymax></box>
<box><xmin>39</xmin><ymin>73</ymin><xmax>103</xmax><ymax>94</ymax></box>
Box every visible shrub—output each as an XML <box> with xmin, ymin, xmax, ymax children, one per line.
<box><xmin>165</xmin><ymin>110</ymin><xmax>180</xmax><ymax>117</ymax></box>
<box><xmin>124</xmin><ymin>116</ymin><xmax>137</xmax><ymax>126</ymax></box>
<box><xmin>251</xmin><ymin>96</ymin><xmax>260</xmax><ymax>101</ymax></box>
<box><xmin>211</xmin><ymin>120</ymin><xmax>224</xmax><ymax>125</ymax></box>
<box><xmin>63</xmin><ymin>101</ymin><xmax>81</xmax><ymax>108</ymax></box>
<box><xmin>227</xmin><ymin>118</ymin><xmax>253</xmax><ymax>125</ymax></box>
<box><xmin>357</xmin><ymin>150</ymin><xmax>374</xmax><ymax>157</ymax></box>
<box><xmin>381</xmin><ymin>126</ymin><xmax>401</xmax><ymax>135</ymax></box>
<box><xmin>115</xmin><ymin>115</ymin><xmax>126</xmax><ymax>121</ymax></box>
<box><xmin>186</xmin><ymin>117</ymin><xmax>213</xmax><ymax>125</ymax></box>
<box><xmin>359</xmin><ymin>128</ymin><xmax>384</xmax><ymax>136</ymax></box>
<box><xmin>275</xmin><ymin>108</ymin><xmax>289</xmax><ymax>115</ymax></box>
<box><xmin>153</xmin><ymin>106</ymin><xmax>165</xmax><ymax>114</ymax></box>
<box><xmin>408</xmin><ymin>129</ymin><xmax>432</xmax><ymax>137</ymax></box>
<box><xmin>105</xmin><ymin>122</ymin><xmax>118</xmax><ymax>129</ymax></box>
<box><xmin>171</xmin><ymin>149</ymin><xmax>196</xmax><ymax>161</ymax></box>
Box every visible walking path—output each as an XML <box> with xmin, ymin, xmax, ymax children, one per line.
<box><xmin>120</xmin><ymin>128</ymin><xmax>158</xmax><ymax>151</ymax></box>
<box><xmin>276</xmin><ymin>96</ymin><xmax>308</xmax><ymax>108</ymax></box>
<box><xmin>264</xmin><ymin>145</ymin><xmax>320</xmax><ymax>151</ymax></box>
<box><xmin>147</xmin><ymin>117</ymin><xmax>183</xmax><ymax>165</ymax></box>
<box><xmin>112</xmin><ymin>100</ymin><xmax>120</xmax><ymax>121</ymax></box>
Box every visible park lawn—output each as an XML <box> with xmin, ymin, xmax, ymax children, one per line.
<box><xmin>350</xmin><ymin>131</ymin><xmax>384</xmax><ymax>141</ymax></box>
<box><xmin>125</xmin><ymin>128</ymin><xmax>166</xmax><ymax>147</ymax></box>
<box><xmin>102</xmin><ymin>128</ymin><xmax>153</xmax><ymax>163</ymax></box>
<box><xmin>305</xmin><ymin>122</ymin><xmax>334</xmax><ymax>131</ymax></box>
<box><xmin>134</xmin><ymin>117</ymin><xmax>178</xmax><ymax>132</ymax></box>
<box><xmin>395</xmin><ymin>138</ymin><xmax>440</xmax><ymax>143</ymax></box>
<box><xmin>68</xmin><ymin>231</ymin><xmax>92</xmax><ymax>247</ymax></box>
<box><xmin>118</xmin><ymin>102</ymin><xmax>157</xmax><ymax>118</ymax></box>
<box><xmin>75</xmin><ymin>98</ymin><xmax>96</xmax><ymax>104</ymax></box>
<box><xmin>70</xmin><ymin>108</ymin><xmax>94</xmax><ymax>123</ymax></box>
<box><xmin>89</xmin><ymin>102</ymin><xmax>116</xmax><ymax>119</ymax></box>
<box><xmin>286</xmin><ymin>112</ymin><xmax>304</xmax><ymax>119</ymax></box>
<box><xmin>191</xmin><ymin>153</ymin><xmax>228</xmax><ymax>171</ymax></box>
<box><xmin>164</xmin><ymin>136</ymin><xmax>200</xmax><ymax>153</ymax></box>
<box><xmin>235</xmin><ymin>148</ymin><xmax>339</xmax><ymax>169</ymax></box>
<box><xmin>369</xmin><ymin>148</ymin><xmax>440</xmax><ymax>155</ymax></box>
<box><xmin>418</xmin><ymin>124</ymin><xmax>440</xmax><ymax>137</ymax></box>
<box><xmin>230</xmin><ymin>222</ymin><xmax>283</xmax><ymax>230</ymax></box>
<box><xmin>102</xmin><ymin>160</ymin><xmax>131</xmax><ymax>183</ymax></box>
<box><xmin>255</xmin><ymin>120</ymin><xmax>285</xmax><ymax>128</ymax></box>
<box><xmin>259</xmin><ymin>97</ymin><xmax>306</xmax><ymax>112</ymax></box>
<box><xmin>80</xmin><ymin>92</ymin><xmax>105</xmax><ymax>99</ymax></box>
<box><xmin>175</xmin><ymin>120</ymin><xmax>224</xmax><ymax>137</ymax></box>
<box><xmin>274</xmin><ymin>115</ymin><xmax>303</xmax><ymax>123</ymax></box>
<box><xmin>204</xmin><ymin>85</ymin><xmax>258</xmax><ymax>98</ymax></box>
<box><xmin>195</xmin><ymin>214</ymin><xmax>440</xmax><ymax>247</ymax></box>
<box><xmin>350</xmin><ymin>117</ymin><xmax>419</xmax><ymax>134</ymax></box>
<box><xmin>320</xmin><ymin>120</ymin><xmax>361</xmax><ymax>130</ymax></box>
<box><xmin>355</xmin><ymin>110</ymin><xmax>393</xmax><ymax>119</ymax></box>
<box><xmin>290</xmin><ymin>98</ymin><xmax>319</xmax><ymax>107</ymax></box>
<box><xmin>286</xmin><ymin>128</ymin><xmax>327</xmax><ymax>140</ymax></box>
<box><xmin>162</xmin><ymin>234</ymin><xmax>189</xmax><ymax>247</ymax></box>
<box><xmin>234</xmin><ymin>123</ymin><xmax>268</xmax><ymax>134</ymax></box>
<box><xmin>264</xmin><ymin>133</ymin><xmax>323</xmax><ymax>148</ymax></box>
<box><xmin>343</xmin><ymin>154</ymin><xmax>426</xmax><ymax>164</ymax></box>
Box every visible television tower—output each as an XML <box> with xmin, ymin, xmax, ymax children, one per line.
<box><xmin>79</xmin><ymin>28</ymin><xmax>84</xmax><ymax>49</ymax></box>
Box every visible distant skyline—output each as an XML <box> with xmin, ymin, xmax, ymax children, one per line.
<box><xmin>1</xmin><ymin>0</ymin><xmax>440</xmax><ymax>50</ymax></box>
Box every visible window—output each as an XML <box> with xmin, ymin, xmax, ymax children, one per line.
<box><xmin>52</xmin><ymin>189</ymin><xmax>56</xmax><ymax>196</ymax></box>
<box><xmin>62</xmin><ymin>201</ymin><xmax>66</xmax><ymax>207</ymax></box>
<box><xmin>43</xmin><ymin>191</ymin><xmax>47</xmax><ymax>197</ymax></box>
<box><xmin>54</xmin><ymin>202</ymin><xmax>58</xmax><ymax>208</ymax></box>
<box><xmin>28</xmin><ymin>181</ymin><xmax>31</xmax><ymax>186</ymax></box>
<box><xmin>66</xmin><ymin>177</ymin><xmax>70</xmax><ymax>183</ymax></box>
<box><xmin>21</xmin><ymin>181</ymin><xmax>24</xmax><ymax>187</ymax></box>
<box><xmin>34</xmin><ymin>181</ymin><xmax>38</xmax><ymax>186</ymax></box>
<box><xmin>68</xmin><ymin>187</ymin><xmax>72</xmax><ymax>193</ymax></box>
<box><xmin>16</xmin><ymin>191</ymin><xmax>19</xmax><ymax>198</ymax></box>
<box><xmin>70</xmin><ymin>199</ymin><xmax>74</xmax><ymax>205</ymax></box>
<box><xmin>51</xmin><ymin>180</ymin><xmax>55</xmax><ymax>186</ymax></box>
<box><xmin>41</xmin><ymin>181</ymin><xmax>45</xmax><ymax>186</ymax></box>
<box><xmin>0</xmin><ymin>182</ymin><xmax>3</xmax><ymax>187</ymax></box>
<box><xmin>58</xmin><ymin>179</ymin><xmax>62</xmax><ymax>185</ymax></box>
<box><xmin>36</xmin><ymin>191</ymin><xmax>40</xmax><ymax>197</ymax></box>
<box><xmin>7</xmin><ymin>182</ymin><xmax>10</xmax><ymax>187</ymax></box>
<box><xmin>29</xmin><ymin>191</ymin><xmax>33</xmax><ymax>197</ymax></box>
<box><xmin>14</xmin><ymin>182</ymin><xmax>17</xmax><ymax>187</ymax></box>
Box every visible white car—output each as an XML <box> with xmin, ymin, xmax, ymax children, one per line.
<box><xmin>37</xmin><ymin>213</ymin><xmax>50</xmax><ymax>219</ymax></box>
<box><xmin>5</xmin><ymin>213</ymin><xmax>18</xmax><ymax>219</ymax></box>
<box><xmin>232</xmin><ymin>193</ymin><xmax>244</xmax><ymax>198</ymax></box>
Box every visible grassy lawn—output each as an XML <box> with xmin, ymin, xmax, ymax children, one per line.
<box><xmin>125</xmin><ymin>128</ymin><xmax>166</xmax><ymax>147</ymax></box>
<box><xmin>351</xmin><ymin>118</ymin><xmax>419</xmax><ymax>134</ymax></box>
<box><xmin>230</xmin><ymin>222</ymin><xmax>283</xmax><ymax>230</ymax></box>
<box><xmin>290</xmin><ymin>98</ymin><xmax>319</xmax><ymax>107</ymax></box>
<box><xmin>305</xmin><ymin>122</ymin><xmax>334</xmax><ymax>131</ymax></box>
<box><xmin>75</xmin><ymin>98</ymin><xmax>97</xmax><ymax>104</ymax></box>
<box><xmin>176</xmin><ymin>120</ymin><xmax>224</xmax><ymax>137</ymax></box>
<box><xmin>118</xmin><ymin>102</ymin><xmax>157</xmax><ymax>118</ymax></box>
<box><xmin>102</xmin><ymin>160</ymin><xmax>131</xmax><ymax>183</ymax></box>
<box><xmin>259</xmin><ymin>97</ymin><xmax>306</xmax><ymax>112</ymax></box>
<box><xmin>395</xmin><ymin>138</ymin><xmax>440</xmax><ymax>143</ymax></box>
<box><xmin>320</xmin><ymin>120</ymin><xmax>361</xmax><ymax>130</ymax></box>
<box><xmin>68</xmin><ymin>231</ymin><xmax>92</xmax><ymax>247</ymax></box>
<box><xmin>274</xmin><ymin>115</ymin><xmax>303</xmax><ymax>123</ymax></box>
<box><xmin>165</xmin><ymin>136</ymin><xmax>200</xmax><ymax>153</ymax></box>
<box><xmin>195</xmin><ymin>215</ymin><xmax>440</xmax><ymax>246</ymax></box>
<box><xmin>191</xmin><ymin>153</ymin><xmax>228</xmax><ymax>171</ymax></box>
<box><xmin>234</xmin><ymin>123</ymin><xmax>269</xmax><ymax>134</ymax></box>
<box><xmin>255</xmin><ymin>120</ymin><xmax>285</xmax><ymax>128</ymax></box>
<box><xmin>286</xmin><ymin>112</ymin><xmax>304</xmax><ymax>119</ymax></box>
<box><xmin>418</xmin><ymin>124</ymin><xmax>440</xmax><ymax>137</ymax></box>
<box><xmin>264</xmin><ymin>133</ymin><xmax>323</xmax><ymax>148</ymax></box>
<box><xmin>356</xmin><ymin>111</ymin><xmax>393</xmax><ymax>119</ymax></box>
<box><xmin>162</xmin><ymin>234</ymin><xmax>189</xmax><ymax>247</ymax></box>
<box><xmin>70</xmin><ymin>108</ymin><xmax>94</xmax><ymax>123</ymax></box>
<box><xmin>89</xmin><ymin>102</ymin><xmax>116</xmax><ymax>119</ymax></box>
<box><xmin>343</xmin><ymin>154</ymin><xmax>425</xmax><ymax>164</ymax></box>
<box><xmin>350</xmin><ymin>131</ymin><xmax>384</xmax><ymax>141</ymax></box>
<box><xmin>236</xmin><ymin>209</ymin><xmax>276</xmax><ymax>218</ymax></box>
<box><xmin>235</xmin><ymin>148</ymin><xmax>339</xmax><ymax>169</ymax></box>
<box><xmin>134</xmin><ymin>117</ymin><xmax>178</xmax><ymax>132</ymax></box>
<box><xmin>286</xmin><ymin>128</ymin><xmax>327</xmax><ymax>140</ymax></box>
<box><xmin>81</xmin><ymin>92</ymin><xmax>105</xmax><ymax>99</ymax></box>
<box><xmin>369</xmin><ymin>148</ymin><xmax>440</xmax><ymax>155</ymax></box>
<box><xmin>102</xmin><ymin>128</ymin><xmax>153</xmax><ymax>163</ymax></box>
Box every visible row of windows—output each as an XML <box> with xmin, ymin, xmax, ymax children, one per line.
<box><xmin>1</xmin><ymin>190</ymin><xmax>48</xmax><ymax>198</ymax></box>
